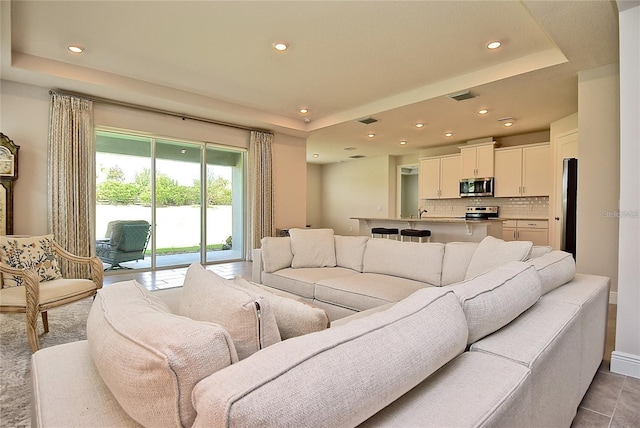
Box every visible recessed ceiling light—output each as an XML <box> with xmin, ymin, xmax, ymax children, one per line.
<box><xmin>299</xmin><ymin>108</ymin><xmax>308</xmax><ymax>114</ymax></box>
<box><xmin>400</xmin><ymin>141</ymin><xmax>407</xmax><ymax>145</ymax></box>
<box><xmin>273</xmin><ymin>42</ymin><xmax>288</xmax><ymax>51</ymax></box>
<box><xmin>367</xmin><ymin>133</ymin><xmax>375</xmax><ymax>138</ymax></box>
<box><xmin>415</xmin><ymin>123</ymin><xmax>425</xmax><ymax>128</ymax></box>
<box><xmin>487</xmin><ymin>41</ymin><xmax>502</xmax><ymax>50</ymax></box>
<box><xmin>445</xmin><ymin>133</ymin><xmax>454</xmax><ymax>137</ymax></box>
<box><xmin>68</xmin><ymin>45</ymin><xmax>84</xmax><ymax>53</ymax></box>
<box><xmin>313</xmin><ymin>153</ymin><xmax>319</xmax><ymax>158</ymax></box>
<box><xmin>503</xmin><ymin>122</ymin><xmax>514</xmax><ymax>127</ymax></box>
<box><xmin>478</xmin><ymin>109</ymin><xmax>489</xmax><ymax>115</ymax></box>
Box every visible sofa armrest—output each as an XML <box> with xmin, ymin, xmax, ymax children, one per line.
<box><xmin>252</xmin><ymin>248</ymin><xmax>263</xmax><ymax>283</ymax></box>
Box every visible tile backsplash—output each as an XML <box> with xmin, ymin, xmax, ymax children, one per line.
<box><xmin>421</xmin><ymin>196</ymin><xmax>549</xmax><ymax>219</ymax></box>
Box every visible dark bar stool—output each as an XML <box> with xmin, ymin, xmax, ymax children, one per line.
<box><xmin>400</xmin><ymin>229</ymin><xmax>431</xmax><ymax>243</ymax></box>
<box><xmin>371</xmin><ymin>227</ymin><xmax>399</xmax><ymax>239</ymax></box>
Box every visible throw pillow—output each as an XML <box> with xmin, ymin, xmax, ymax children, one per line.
<box><xmin>86</xmin><ymin>280</ymin><xmax>238</xmax><ymax>428</ymax></box>
<box><xmin>451</xmin><ymin>261</ymin><xmax>542</xmax><ymax>344</ymax></box>
<box><xmin>528</xmin><ymin>250</ymin><xmax>576</xmax><ymax>294</ymax></box>
<box><xmin>179</xmin><ymin>263</ymin><xmax>281</xmax><ymax>360</ymax></box>
<box><xmin>0</xmin><ymin>234</ymin><xmax>62</xmax><ymax>287</ymax></box>
<box><xmin>260</xmin><ymin>236</ymin><xmax>293</xmax><ymax>273</ymax></box>
<box><xmin>465</xmin><ymin>236</ymin><xmax>533</xmax><ymax>280</ymax></box>
<box><xmin>289</xmin><ymin>228</ymin><xmax>337</xmax><ymax>268</ymax></box>
<box><xmin>234</xmin><ymin>277</ymin><xmax>330</xmax><ymax>339</ymax></box>
<box><xmin>334</xmin><ymin>235</ymin><xmax>369</xmax><ymax>272</ymax></box>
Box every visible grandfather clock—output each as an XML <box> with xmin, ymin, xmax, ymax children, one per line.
<box><xmin>0</xmin><ymin>133</ymin><xmax>19</xmax><ymax>235</ymax></box>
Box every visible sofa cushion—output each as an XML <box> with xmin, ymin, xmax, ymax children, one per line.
<box><xmin>451</xmin><ymin>261</ymin><xmax>542</xmax><ymax>344</ymax></box>
<box><xmin>233</xmin><ymin>277</ymin><xmax>330</xmax><ymax>340</ymax></box>
<box><xmin>363</xmin><ymin>239</ymin><xmax>445</xmax><ymax>286</ymax></box>
<box><xmin>315</xmin><ymin>273</ymin><xmax>429</xmax><ymax>312</ymax></box>
<box><xmin>289</xmin><ymin>228</ymin><xmax>337</xmax><ymax>268</ymax></box>
<box><xmin>334</xmin><ymin>235</ymin><xmax>369</xmax><ymax>272</ymax></box>
<box><xmin>191</xmin><ymin>287</ymin><xmax>468</xmax><ymax>427</ymax></box>
<box><xmin>528</xmin><ymin>250</ymin><xmax>576</xmax><ymax>294</ymax></box>
<box><xmin>0</xmin><ymin>234</ymin><xmax>62</xmax><ymax>287</ymax></box>
<box><xmin>262</xmin><ymin>267</ymin><xmax>359</xmax><ymax>299</ymax></box>
<box><xmin>360</xmin><ymin>351</ymin><xmax>532</xmax><ymax>428</ymax></box>
<box><xmin>441</xmin><ymin>242</ymin><xmax>479</xmax><ymax>286</ymax></box>
<box><xmin>86</xmin><ymin>280</ymin><xmax>238</xmax><ymax>428</ymax></box>
<box><xmin>260</xmin><ymin>236</ymin><xmax>293</xmax><ymax>273</ymax></box>
<box><xmin>179</xmin><ymin>263</ymin><xmax>281</xmax><ymax>360</ymax></box>
<box><xmin>465</xmin><ymin>236</ymin><xmax>533</xmax><ymax>279</ymax></box>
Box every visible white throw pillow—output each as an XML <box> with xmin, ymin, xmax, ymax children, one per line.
<box><xmin>451</xmin><ymin>261</ymin><xmax>542</xmax><ymax>344</ymax></box>
<box><xmin>234</xmin><ymin>277</ymin><xmax>330</xmax><ymax>340</ymax></box>
<box><xmin>260</xmin><ymin>236</ymin><xmax>293</xmax><ymax>273</ymax></box>
<box><xmin>334</xmin><ymin>235</ymin><xmax>369</xmax><ymax>272</ymax></box>
<box><xmin>179</xmin><ymin>263</ymin><xmax>281</xmax><ymax>360</ymax></box>
<box><xmin>528</xmin><ymin>250</ymin><xmax>576</xmax><ymax>294</ymax></box>
<box><xmin>289</xmin><ymin>228</ymin><xmax>337</xmax><ymax>268</ymax></box>
<box><xmin>465</xmin><ymin>236</ymin><xmax>533</xmax><ymax>280</ymax></box>
<box><xmin>86</xmin><ymin>280</ymin><xmax>238</xmax><ymax>428</ymax></box>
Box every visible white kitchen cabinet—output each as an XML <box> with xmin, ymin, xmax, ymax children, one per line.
<box><xmin>419</xmin><ymin>155</ymin><xmax>461</xmax><ymax>199</ymax></box>
<box><xmin>502</xmin><ymin>220</ymin><xmax>549</xmax><ymax>246</ymax></box>
<box><xmin>495</xmin><ymin>143</ymin><xmax>550</xmax><ymax>197</ymax></box>
<box><xmin>460</xmin><ymin>142</ymin><xmax>495</xmax><ymax>178</ymax></box>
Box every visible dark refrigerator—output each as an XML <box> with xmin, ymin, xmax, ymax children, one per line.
<box><xmin>562</xmin><ymin>158</ymin><xmax>578</xmax><ymax>259</ymax></box>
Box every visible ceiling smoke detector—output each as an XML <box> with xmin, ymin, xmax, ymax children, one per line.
<box><xmin>447</xmin><ymin>90</ymin><xmax>476</xmax><ymax>101</ymax></box>
<box><xmin>358</xmin><ymin>117</ymin><xmax>379</xmax><ymax>125</ymax></box>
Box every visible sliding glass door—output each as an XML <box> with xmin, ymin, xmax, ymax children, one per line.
<box><xmin>95</xmin><ymin>130</ymin><xmax>245</xmax><ymax>271</ymax></box>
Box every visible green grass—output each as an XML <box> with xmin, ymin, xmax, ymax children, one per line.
<box><xmin>148</xmin><ymin>244</ymin><xmax>225</xmax><ymax>255</ymax></box>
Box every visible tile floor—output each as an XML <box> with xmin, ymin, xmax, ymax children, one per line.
<box><xmin>104</xmin><ymin>263</ymin><xmax>640</xmax><ymax>427</ymax></box>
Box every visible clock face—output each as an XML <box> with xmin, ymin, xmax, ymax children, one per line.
<box><xmin>0</xmin><ymin>147</ymin><xmax>14</xmax><ymax>177</ymax></box>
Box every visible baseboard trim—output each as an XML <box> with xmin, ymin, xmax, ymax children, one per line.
<box><xmin>610</xmin><ymin>351</ymin><xmax>640</xmax><ymax>379</ymax></box>
<box><xmin>609</xmin><ymin>291</ymin><xmax>618</xmax><ymax>304</ymax></box>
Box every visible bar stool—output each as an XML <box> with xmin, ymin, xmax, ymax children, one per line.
<box><xmin>400</xmin><ymin>229</ymin><xmax>431</xmax><ymax>243</ymax></box>
<box><xmin>371</xmin><ymin>227</ymin><xmax>399</xmax><ymax>239</ymax></box>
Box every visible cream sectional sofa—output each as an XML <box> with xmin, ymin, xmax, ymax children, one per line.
<box><xmin>253</xmin><ymin>229</ymin><xmax>549</xmax><ymax>320</ymax></box>
<box><xmin>30</xmin><ymin>230</ymin><xmax>610</xmax><ymax>428</ymax></box>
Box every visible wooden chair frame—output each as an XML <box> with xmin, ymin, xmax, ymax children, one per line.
<box><xmin>0</xmin><ymin>241</ymin><xmax>103</xmax><ymax>352</ymax></box>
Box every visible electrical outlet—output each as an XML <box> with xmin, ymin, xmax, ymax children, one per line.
<box><xmin>376</xmin><ymin>206</ymin><xmax>382</xmax><ymax>211</ymax></box>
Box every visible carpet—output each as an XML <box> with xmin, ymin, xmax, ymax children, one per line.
<box><xmin>0</xmin><ymin>297</ymin><xmax>93</xmax><ymax>428</ymax></box>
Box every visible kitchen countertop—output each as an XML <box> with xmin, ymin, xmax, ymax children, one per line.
<box><xmin>352</xmin><ymin>216</ymin><xmax>548</xmax><ymax>222</ymax></box>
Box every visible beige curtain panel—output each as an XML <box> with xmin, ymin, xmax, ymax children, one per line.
<box><xmin>249</xmin><ymin>131</ymin><xmax>275</xmax><ymax>252</ymax></box>
<box><xmin>47</xmin><ymin>92</ymin><xmax>96</xmax><ymax>278</ymax></box>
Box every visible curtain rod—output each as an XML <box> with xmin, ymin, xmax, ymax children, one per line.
<box><xmin>48</xmin><ymin>89</ymin><xmax>273</xmax><ymax>134</ymax></box>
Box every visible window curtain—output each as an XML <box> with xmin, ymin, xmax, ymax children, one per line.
<box><xmin>249</xmin><ymin>131</ymin><xmax>275</xmax><ymax>255</ymax></box>
<box><xmin>47</xmin><ymin>92</ymin><xmax>95</xmax><ymax>277</ymax></box>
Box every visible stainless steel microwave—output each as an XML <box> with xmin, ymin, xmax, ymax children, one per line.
<box><xmin>460</xmin><ymin>177</ymin><xmax>494</xmax><ymax>197</ymax></box>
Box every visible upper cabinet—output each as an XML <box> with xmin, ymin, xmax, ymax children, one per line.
<box><xmin>419</xmin><ymin>154</ymin><xmax>461</xmax><ymax>199</ymax></box>
<box><xmin>494</xmin><ymin>143</ymin><xmax>550</xmax><ymax>197</ymax></box>
<box><xmin>460</xmin><ymin>142</ymin><xmax>495</xmax><ymax>178</ymax></box>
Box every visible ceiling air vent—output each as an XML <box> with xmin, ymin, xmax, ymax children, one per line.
<box><xmin>447</xmin><ymin>90</ymin><xmax>476</xmax><ymax>101</ymax></box>
<box><xmin>358</xmin><ymin>117</ymin><xmax>379</xmax><ymax>125</ymax></box>
<box><xmin>349</xmin><ymin>155</ymin><xmax>366</xmax><ymax>159</ymax></box>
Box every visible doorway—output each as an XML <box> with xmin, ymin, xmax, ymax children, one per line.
<box><xmin>397</xmin><ymin>164</ymin><xmax>419</xmax><ymax>219</ymax></box>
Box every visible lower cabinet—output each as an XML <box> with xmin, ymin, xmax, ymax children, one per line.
<box><xmin>502</xmin><ymin>220</ymin><xmax>549</xmax><ymax>246</ymax></box>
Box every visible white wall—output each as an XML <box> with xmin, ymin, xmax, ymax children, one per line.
<box><xmin>321</xmin><ymin>155</ymin><xmax>393</xmax><ymax>235</ymax></box>
<box><xmin>271</xmin><ymin>132</ymin><xmax>307</xmax><ymax>230</ymax></box>
<box><xmin>576</xmin><ymin>64</ymin><xmax>620</xmax><ymax>294</ymax></box>
<box><xmin>0</xmin><ymin>80</ymin><xmax>307</xmax><ymax>241</ymax></box>
<box><xmin>306</xmin><ymin>163</ymin><xmax>323</xmax><ymax>228</ymax></box>
<box><xmin>612</xmin><ymin>2</ymin><xmax>640</xmax><ymax>379</ymax></box>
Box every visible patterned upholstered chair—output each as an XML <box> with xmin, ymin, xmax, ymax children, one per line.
<box><xmin>0</xmin><ymin>234</ymin><xmax>103</xmax><ymax>352</ymax></box>
<box><xmin>96</xmin><ymin>220</ymin><xmax>151</xmax><ymax>270</ymax></box>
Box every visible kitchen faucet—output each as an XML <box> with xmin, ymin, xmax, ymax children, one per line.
<box><xmin>418</xmin><ymin>207</ymin><xmax>427</xmax><ymax>218</ymax></box>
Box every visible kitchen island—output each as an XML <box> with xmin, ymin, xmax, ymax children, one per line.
<box><xmin>351</xmin><ymin>217</ymin><xmax>503</xmax><ymax>243</ymax></box>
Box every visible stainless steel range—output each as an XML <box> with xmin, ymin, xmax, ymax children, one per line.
<box><xmin>465</xmin><ymin>206</ymin><xmax>499</xmax><ymax>220</ymax></box>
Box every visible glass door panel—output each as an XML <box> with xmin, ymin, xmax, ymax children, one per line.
<box><xmin>206</xmin><ymin>146</ymin><xmax>244</xmax><ymax>263</ymax></box>
<box><xmin>154</xmin><ymin>139</ymin><xmax>203</xmax><ymax>268</ymax></box>
<box><xmin>95</xmin><ymin>131</ymin><xmax>152</xmax><ymax>271</ymax></box>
